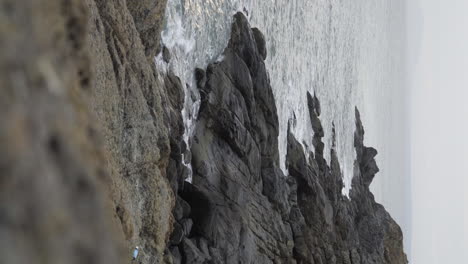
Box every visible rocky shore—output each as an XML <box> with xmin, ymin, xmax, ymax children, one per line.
<box><xmin>166</xmin><ymin>13</ymin><xmax>407</xmax><ymax>264</ymax></box>
<box><xmin>0</xmin><ymin>1</ymin><xmax>406</xmax><ymax>263</ymax></box>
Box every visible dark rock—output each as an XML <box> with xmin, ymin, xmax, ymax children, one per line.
<box><xmin>170</xmin><ymin>246</ymin><xmax>182</xmax><ymax>264</ymax></box>
<box><xmin>2</xmin><ymin>2</ymin><xmax>407</xmax><ymax>263</ymax></box>
<box><xmin>162</xmin><ymin>45</ymin><xmax>171</xmax><ymax>63</ymax></box>
<box><xmin>196</xmin><ymin>237</ymin><xmax>210</xmax><ymax>256</ymax></box>
<box><xmin>174</xmin><ymin>196</ymin><xmax>192</xmax><ymax>221</ymax></box>
<box><xmin>195</xmin><ymin>68</ymin><xmax>207</xmax><ymax>89</ymax></box>
<box><xmin>314</xmin><ymin>93</ymin><xmax>322</xmax><ymax>116</ymax></box>
<box><xmin>168</xmin><ymin>12</ymin><xmax>407</xmax><ymax>264</ymax></box>
<box><xmin>252</xmin><ymin>27</ymin><xmax>267</xmax><ymax>60</ymax></box>
<box><xmin>170</xmin><ymin>222</ymin><xmax>185</xmax><ymax>246</ymax></box>
<box><xmin>181</xmin><ymin>238</ymin><xmax>210</xmax><ymax>264</ymax></box>
<box><xmin>184</xmin><ymin>12</ymin><xmax>294</xmax><ymax>264</ymax></box>
<box><xmin>180</xmin><ymin>218</ymin><xmax>193</xmax><ymax>236</ymax></box>
<box><xmin>307</xmin><ymin>92</ymin><xmax>324</xmax><ymax>138</ymax></box>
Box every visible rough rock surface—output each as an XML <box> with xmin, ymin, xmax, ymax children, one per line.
<box><xmin>84</xmin><ymin>0</ymin><xmax>181</xmax><ymax>262</ymax></box>
<box><xmin>168</xmin><ymin>13</ymin><xmax>408</xmax><ymax>264</ymax></box>
<box><xmin>0</xmin><ymin>0</ymin><xmax>127</xmax><ymax>263</ymax></box>
<box><xmin>1</xmin><ymin>0</ymin><xmax>178</xmax><ymax>263</ymax></box>
<box><xmin>1</xmin><ymin>1</ymin><xmax>406</xmax><ymax>263</ymax></box>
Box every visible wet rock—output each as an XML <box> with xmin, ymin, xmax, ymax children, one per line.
<box><xmin>307</xmin><ymin>92</ymin><xmax>324</xmax><ymax>138</ymax></box>
<box><xmin>1</xmin><ymin>2</ymin><xmax>407</xmax><ymax>263</ymax></box>
<box><xmin>170</xmin><ymin>12</ymin><xmax>407</xmax><ymax>264</ymax></box>
<box><xmin>195</xmin><ymin>68</ymin><xmax>207</xmax><ymax>89</ymax></box>
<box><xmin>252</xmin><ymin>27</ymin><xmax>267</xmax><ymax>60</ymax></box>
<box><xmin>163</xmin><ymin>45</ymin><xmax>171</xmax><ymax>63</ymax></box>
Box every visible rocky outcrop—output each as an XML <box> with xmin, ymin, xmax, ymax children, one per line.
<box><xmin>1</xmin><ymin>0</ymin><xmax>178</xmax><ymax>263</ymax></box>
<box><xmin>167</xmin><ymin>13</ymin><xmax>408</xmax><ymax>264</ymax></box>
<box><xmin>84</xmin><ymin>0</ymin><xmax>181</xmax><ymax>262</ymax></box>
<box><xmin>0</xmin><ymin>0</ymin><xmax>127</xmax><ymax>263</ymax></box>
<box><xmin>1</xmin><ymin>1</ymin><xmax>406</xmax><ymax>263</ymax></box>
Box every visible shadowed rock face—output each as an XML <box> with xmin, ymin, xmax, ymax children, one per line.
<box><xmin>167</xmin><ymin>13</ymin><xmax>407</xmax><ymax>264</ymax></box>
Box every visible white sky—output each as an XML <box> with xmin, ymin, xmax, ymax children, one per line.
<box><xmin>407</xmin><ymin>0</ymin><xmax>468</xmax><ymax>263</ymax></box>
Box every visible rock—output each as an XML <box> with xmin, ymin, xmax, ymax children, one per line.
<box><xmin>196</xmin><ymin>237</ymin><xmax>210</xmax><ymax>256</ymax></box>
<box><xmin>314</xmin><ymin>93</ymin><xmax>322</xmax><ymax>116</ymax></box>
<box><xmin>163</xmin><ymin>46</ymin><xmax>172</xmax><ymax>63</ymax></box>
<box><xmin>173</xmin><ymin>196</ymin><xmax>191</xmax><ymax>221</ymax></box>
<box><xmin>0</xmin><ymin>0</ymin><xmax>129</xmax><ymax>263</ymax></box>
<box><xmin>1</xmin><ymin>0</ymin><xmax>177</xmax><ymax>263</ymax></box>
<box><xmin>125</xmin><ymin>0</ymin><xmax>168</xmax><ymax>58</ymax></box>
<box><xmin>170</xmin><ymin>246</ymin><xmax>182</xmax><ymax>264</ymax></box>
<box><xmin>169</xmin><ymin>222</ymin><xmax>184</xmax><ymax>246</ymax></box>
<box><xmin>2</xmin><ymin>3</ymin><xmax>407</xmax><ymax>264</ymax></box>
<box><xmin>307</xmin><ymin>92</ymin><xmax>324</xmax><ymax>138</ymax></box>
<box><xmin>181</xmin><ymin>238</ymin><xmax>210</xmax><ymax>264</ymax></box>
<box><xmin>195</xmin><ymin>68</ymin><xmax>207</xmax><ymax>89</ymax></box>
<box><xmin>85</xmin><ymin>1</ymin><xmax>177</xmax><ymax>262</ymax></box>
<box><xmin>169</xmin><ymin>12</ymin><xmax>407</xmax><ymax>264</ymax></box>
<box><xmin>180</xmin><ymin>218</ymin><xmax>193</xmax><ymax>236</ymax></box>
<box><xmin>252</xmin><ymin>27</ymin><xmax>267</xmax><ymax>60</ymax></box>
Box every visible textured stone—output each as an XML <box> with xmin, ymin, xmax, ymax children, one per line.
<box><xmin>84</xmin><ymin>1</ymin><xmax>176</xmax><ymax>262</ymax></box>
<box><xmin>171</xmin><ymin>12</ymin><xmax>407</xmax><ymax>264</ymax></box>
<box><xmin>1</xmin><ymin>3</ymin><xmax>407</xmax><ymax>263</ymax></box>
<box><xmin>125</xmin><ymin>0</ymin><xmax>168</xmax><ymax>58</ymax></box>
<box><xmin>1</xmin><ymin>0</ymin><xmax>177</xmax><ymax>263</ymax></box>
<box><xmin>0</xmin><ymin>0</ymin><xmax>128</xmax><ymax>263</ymax></box>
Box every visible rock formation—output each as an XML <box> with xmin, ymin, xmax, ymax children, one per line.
<box><xmin>0</xmin><ymin>0</ymin><xmax>407</xmax><ymax>263</ymax></box>
<box><xmin>167</xmin><ymin>13</ymin><xmax>408</xmax><ymax>264</ymax></box>
<box><xmin>1</xmin><ymin>0</ymin><xmax>175</xmax><ymax>263</ymax></box>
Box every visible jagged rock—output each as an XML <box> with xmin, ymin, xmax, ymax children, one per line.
<box><xmin>125</xmin><ymin>0</ymin><xmax>168</xmax><ymax>58</ymax></box>
<box><xmin>171</xmin><ymin>12</ymin><xmax>407</xmax><ymax>264</ymax></box>
<box><xmin>195</xmin><ymin>237</ymin><xmax>210</xmax><ymax>256</ymax></box>
<box><xmin>0</xmin><ymin>0</ymin><xmax>130</xmax><ymax>263</ymax></box>
<box><xmin>181</xmin><ymin>238</ymin><xmax>210</xmax><ymax>264</ymax></box>
<box><xmin>163</xmin><ymin>46</ymin><xmax>172</xmax><ymax>63</ymax></box>
<box><xmin>85</xmin><ymin>1</ymin><xmax>177</xmax><ymax>262</ymax></box>
<box><xmin>307</xmin><ymin>92</ymin><xmax>324</xmax><ymax>138</ymax></box>
<box><xmin>195</xmin><ymin>68</ymin><xmax>207</xmax><ymax>89</ymax></box>
<box><xmin>180</xmin><ymin>218</ymin><xmax>193</xmax><ymax>236</ymax></box>
<box><xmin>173</xmin><ymin>196</ymin><xmax>191</xmax><ymax>221</ymax></box>
<box><xmin>252</xmin><ymin>27</ymin><xmax>267</xmax><ymax>60</ymax></box>
<box><xmin>2</xmin><ymin>2</ymin><xmax>407</xmax><ymax>263</ymax></box>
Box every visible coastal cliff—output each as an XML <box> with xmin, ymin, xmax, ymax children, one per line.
<box><xmin>167</xmin><ymin>13</ymin><xmax>407</xmax><ymax>264</ymax></box>
<box><xmin>0</xmin><ymin>1</ymin><xmax>407</xmax><ymax>263</ymax></box>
